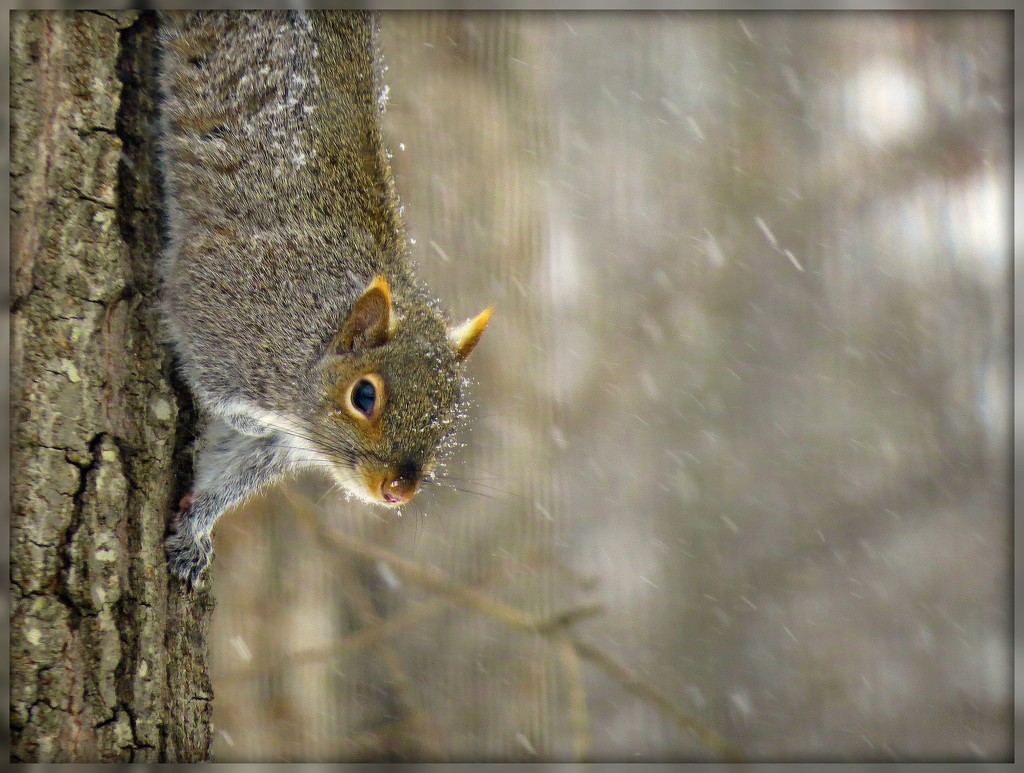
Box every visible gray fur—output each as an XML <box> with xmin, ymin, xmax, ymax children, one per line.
<box><xmin>159</xmin><ymin>11</ymin><xmax>485</xmax><ymax>586</ymax></box>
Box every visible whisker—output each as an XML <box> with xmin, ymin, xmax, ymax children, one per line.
<box><xmin>430</xmin><ymin>476</ymin><xmax>522</xmax><ymax>499</ymax></box>
<box><xmin>422</xmin><ymin>478</ymin><xmax>510</xmax><ymax>502</ymax></box>
<box><xmin>315</xmin><ymin>482</ymin><xmax>341</xmax><ymax>508</ymax></box>
<box><xmin>442</xmin><ymin>485</ymin><xmax>504</xmax><ymax>501</ymax></box>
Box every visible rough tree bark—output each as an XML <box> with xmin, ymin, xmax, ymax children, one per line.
<box><xmin>10</xmin><ymin>10</ymin><xmax>213</xmax><ymax>762</ymax></box>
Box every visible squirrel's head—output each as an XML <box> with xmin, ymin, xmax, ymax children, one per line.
<box><xmin>316</xmin><ymin>275</ymin><xmax>492</xmax><ymax>508</ymax></box>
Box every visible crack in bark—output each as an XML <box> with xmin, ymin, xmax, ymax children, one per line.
<box><xmin>57</xmin><ymin>432</ymin><xmax>107</xmax><ymax>622</ymax></box>
<box><xmin>87</xmin><ymin>10</ymin><xmax>120</xmax><ymax>24</ymax></box>
<box><xmin>74</xmin><ymin>191</ymin><xmax>117</xmax><ymax>208</ymax></box>
<box><xmin>75</xmin><ymin>124</ymin><xmax>118</xmax><ymax>138</ymax></box>
<box><xmin>45</xmin><ymin>432</ymin><xmax>106</xmax><ymax>759</ymax></box>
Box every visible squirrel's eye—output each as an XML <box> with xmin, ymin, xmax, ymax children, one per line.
<box><xmin>343</xmin><ymin>373</ymin><xmax>384</xmax><ymax>423</ymax></box>
<box><xmin>351</xmin><ymin>379</ymin><xmax>377</xmax><ymax>417</ymax></box>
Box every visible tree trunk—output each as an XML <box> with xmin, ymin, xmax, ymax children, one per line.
<box><xmin>10</xmin><ymin>10</ymin><xmax>213</xmax><ymax>762</ymax></box>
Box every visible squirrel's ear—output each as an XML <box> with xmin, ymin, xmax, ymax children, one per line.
<box><xmin>331</xmin><ymin>276</ymin><xmax>395</xmax><ymax>354</ymax></box>
<box><xmin>449</xmin><ymin>306</ymin><xmax>493</xmax><ymax>362</ymax></box>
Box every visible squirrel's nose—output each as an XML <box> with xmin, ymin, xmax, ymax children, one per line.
<box><xmin>381</xmin><ymin>473</ymin><xmax>418</xmax><ymax>504</ymax></box>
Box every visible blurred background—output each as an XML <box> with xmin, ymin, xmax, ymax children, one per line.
<box><xmin>206</xmin><ymin>11</ymin><xmax>1012</xmax><ymax>762</ymax></box>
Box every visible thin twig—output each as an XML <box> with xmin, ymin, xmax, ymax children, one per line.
<box><xmin>308</xmin><ymin>514</ymin><xmax>583</xmax><ymax>632</ymax></box>
<box><xmin>216</xmin><ymin>599</ymin><xmax>448</xmax><ymax>680</ymax></box>
<box><xmin>570</xmin><ymin>638</ymin><xmax>745</xmax><ymax>762</ymax></box>
<box><xmin>554</xmin><ymin>630</ymin><xmax>591</xmax><ymax>760</ymax></box>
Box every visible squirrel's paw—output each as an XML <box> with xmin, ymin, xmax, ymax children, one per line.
<box><xmin>166</xmin><ymin>510</ymin><xmax>212</xmax><ymax>589</ymax></box>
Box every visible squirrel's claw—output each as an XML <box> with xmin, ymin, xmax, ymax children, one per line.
<box><xmin>166</xmin><ymin>530</ymin><xmax>213</xmax><ymax>589</ymax></box>
<box><xmin>166</xmin><ymin>504</ymin><xmax>213</xmax><ymax>589</ymax></box>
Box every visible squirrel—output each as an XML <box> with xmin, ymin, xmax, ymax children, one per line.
<box><xmin>157</xmin><ymin>10</ymin><xmax>492</xmax><ymax>587</ymax></box>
